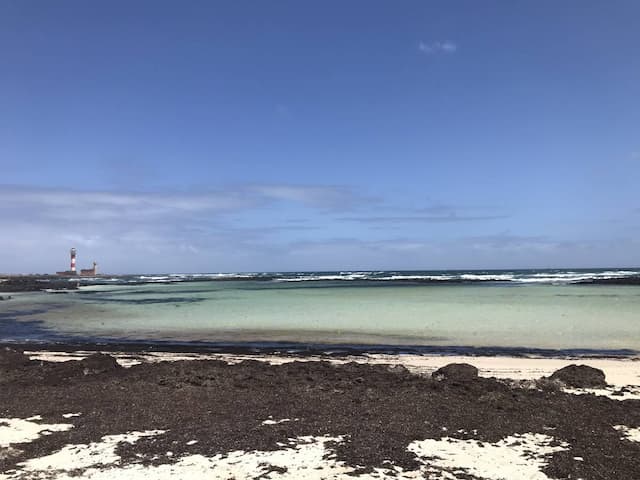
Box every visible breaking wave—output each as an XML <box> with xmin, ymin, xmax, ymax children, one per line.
<box><xmin>75</xmin><ymin>269</ymin><xmax>640</xmax><ymax>286</ymax></box>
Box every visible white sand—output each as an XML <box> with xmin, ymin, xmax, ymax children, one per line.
<box><xmin>261</xmin><ymin>418</ymin><xmax>299</xmax><ymax>425</ymax></box>
<box><xmin>564</xmin><ymin>386</ymin><xmax>640</xmax><ymax>401</ymax></box>
<box><xmin>614</xmin><ymin>425</ymin><xmax>640</xmax><ymax>443</ymax></box>
<box><xmin>0</xmin><ymin>417</ymin><xmax>73</xmax><ymax>448</ymax></box>
<box><xmin>1</xmin><ymin>428</ymin><xmax>575</xmax><ymax>480</ymax></box>
<box><xmin>61</xmin><ymin>413</ymin><xmax>82</xmax><ymax>419</ymax></box>
<box><xmin>19</xmin><ymin>430</ymin><xmax>165</xmax><ymax>471</ymax></box>
<box><xmin>409</xmin><ymin>433</ymin><xmax>568</xmax><ymax>480</ymax></box>
<box><xmin>3</xmin><ymin>434</ymin><xmax>355</xmax><ymax>480</ymax></box>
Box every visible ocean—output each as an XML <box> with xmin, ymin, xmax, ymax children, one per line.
<box><xmin>1</xmin><ymin>268</ymin><xmax>639</xmax><ymax>356</ymax></box>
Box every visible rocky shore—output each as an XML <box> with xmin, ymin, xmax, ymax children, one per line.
<box><xmin>1</xmin><ymin>347</ymin><xmax>639</xmax><ymax>479</ymax></box>
<box><xmin>0</xmin><ymin>276</ymin><xmax>78</xmax><ymax>293</ymax></box>
<box><xmin>575</xmin><ymin>276</ymin><xmax>640</xmax><ymax>285</ymax></box>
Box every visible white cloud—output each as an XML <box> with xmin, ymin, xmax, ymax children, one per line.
<box><xmin>419</xmin><ymin>41</ymin><xmax>457</xmax><ymax>55</ymax></box>
<box><xmin>251</xmin><ymin>185</ymin><xmax>369</xmax><ymax>210</ymax></box>
<box><xmin>0</xmin><ymin>186</ymin><xmax>637</xmax><ymax>273</ymax></box>
<box><xmin>339</xmin><ymin>202</ymin><xmax>509</xmax><ymax>224</ymax></box>
<box><xmin>340</xmin><ymin>214</ymin><xmax>507</xmax><ymax>224</ymax></box>
<box><xmin>0</xmin><ymin>184</ymin><xmax>363</xmax><ymax>223</ymax></box>
<box><xmin>0</xmin><ymin>184</ymin><xmax>368</xmax><ymax>273</ymax></box>
<box><xmin>276</xmin><ymin>234</ymin><xmax>640</xmax><ymax>271</ymax></box>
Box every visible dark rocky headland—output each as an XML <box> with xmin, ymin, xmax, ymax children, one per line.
<box><xmin>0</xmin><ymin>276</ymin><xmax>79</xmax><ymax>293</ymax></box>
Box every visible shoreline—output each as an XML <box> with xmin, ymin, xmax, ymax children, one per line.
<box><xmin>2</xmin><ymin>340</ymin><xmax>638</xmax><ymax>360</ymax></box>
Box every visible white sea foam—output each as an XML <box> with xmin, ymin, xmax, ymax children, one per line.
<box><xmin>518</xmin><ymin>276</ymin><xmax>596</xmax><ymax>284</ymax></box>
<box><xmin>70</xmin><ymin>269</ymin><xmax>640</xmax><ymax>287</ymax></box>
<box><xmin>528</xmin><ymin>270</ymin><xmax>638</xmax><ymax>281</ymax></box>
<box><xmin>374</xmin><ymin>275</ymin><xmax>456</xmax><ymax>281</ymax></box>
<box><xmin>265</xmin><ymin>269</ymin><xmax>639</xmax><ymax>284</ymax></box>
<box><xmin>273</xmin><ymin>273</ymin><xmax>370</xmax><ymax>282</ymax></box>
<box><xmin>460</xmin><ymin>274</ymin><xmax>515</xmax><ymax>281</ymax></box>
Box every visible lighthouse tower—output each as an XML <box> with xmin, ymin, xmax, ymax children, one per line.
<box><xmin>70</xmin><ymin>248</ymin><xmax>77</xmax><ymax>274</ymax></box>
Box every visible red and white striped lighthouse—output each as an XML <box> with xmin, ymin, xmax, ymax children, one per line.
<box><xmin>70</xmin><ymin>248</ymin><xmax>77</xmax><ymax>273</ymax></box>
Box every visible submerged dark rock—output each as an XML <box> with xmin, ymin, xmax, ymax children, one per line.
<box><xmin>432</xmin><ymin>363</ymin><xmax>478</xmax><ymax>381</ymax></box>
<box><xmin>549</xmin><ymin>364</ymin><xmax>607</xmax><ymax>388</ymax></box>
<box><xmin>575</xmin><ymin>276</ymin><xmax>640</xmax><ymax>285</ymax></box>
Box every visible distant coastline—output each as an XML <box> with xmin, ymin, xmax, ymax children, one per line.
<box><xmin>2</xmin><ymin>268</ymin><xmax>640</xmax><ymax>293</ymax></box>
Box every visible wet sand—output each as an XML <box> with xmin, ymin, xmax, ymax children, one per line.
<box><xmin>1</xmin><ymin>347</ymin><xmax>640</xmax><ymax>479</ymax></box>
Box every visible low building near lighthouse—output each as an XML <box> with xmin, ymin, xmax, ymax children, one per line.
<box><xmin>80</xmin><ymin>262</ymin><xmax>98</xmax><ymax>277</ymax></box>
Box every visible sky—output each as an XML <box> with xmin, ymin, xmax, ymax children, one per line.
<box><xmin>1</xmin><ymin>0</ymin><xmax>639</xmax><ymax>273</ymax></box>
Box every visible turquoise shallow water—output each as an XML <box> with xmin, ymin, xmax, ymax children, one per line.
<box><xmin>2</xmin><ymin>277</ymin><xmax>639</xmax><ymax>352</ymax></box>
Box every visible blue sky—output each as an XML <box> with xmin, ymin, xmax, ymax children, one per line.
<box><xmin>1</xmin><ymin>1</ymin><xmax>639</xmax><ymax>273</ymax></box>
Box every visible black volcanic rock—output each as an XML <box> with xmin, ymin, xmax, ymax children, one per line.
<box><xmin>432</xmin><ymin>363</ymin><xmax>479</xmax><ymax>381</ymax></box>
<box><xmin>0</xmin><ymin>347</ymin><xmax>30</xmax><ymax>368</ymax></box>
<box><xmin>549</xmin><ymin>364</ymin><xmax>607</xmax><ymax>388</ymax></box>
<box><xmin>78</xmin><ymin>353</ymin><xmax>122</xmax><ymax>375</ymax></box>
<box><xmin>0</xmin><ymin>276</ymin><xmax>78</xmax><ymax>292</ymax></box>
<box><xmin>575</xmin><ymin>276</ymin><xmax>640</xmax><ymax>285</ymax></box>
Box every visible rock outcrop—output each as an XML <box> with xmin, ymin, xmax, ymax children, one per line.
<box><xmin>0</xmin><ymin>347</ymin><xmax>30</xmax><ymax>368</ymax></box>
<box><xmin>432</xmin><ymin>363</ymin><xmax>479</xmax><ymax>382</ymax></box>
<box><xmin>549</xmin><ymin>364</ymin><xmax>606</xmax><ymax>388</ymax></box>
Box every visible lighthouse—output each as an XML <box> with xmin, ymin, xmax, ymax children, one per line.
<box><xmin>70</xmin><ymin>248</ymin><xmax>77</xmax><ymax>274</ymax></box>
<box><xmin>56</xmin><ymin>247</ymin><xmax>79</xmax><ymax>276</ymax></box>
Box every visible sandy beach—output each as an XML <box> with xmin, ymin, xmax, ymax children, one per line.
<box><xmin>2</xmin><ymin>346</ymin><xmax>640</xmax><ymax>479</ymax></box>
